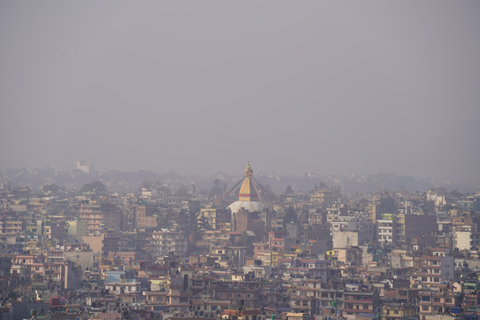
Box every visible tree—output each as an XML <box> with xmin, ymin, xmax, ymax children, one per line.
<box><xmin>441</xmin><ymin>204</ymin><xmax>454</xmax><ymax>212</ymax></box>
<box><xmin>41</xmin><ymin>184</ymin><xmax>61</xmax><ymax>195</ymax></box>
<box><xmin>158</xmin><ymin>186</ymin><xmax>171</xmax><ymax>197</ymax></box>
<box><xmin>80</xmin><ymin>181</ymin><xmax>106</xmax><ymax>193</ymax></box>
<box><xmin>237</xmin><ymin>232</ymin><xmax>254</xmax><ymax>256</ymax></box>
<box><xmin>175</xmin><ymin>185</ymin><xmax>191</xmax><ymax>198</ymax></box>
<box><xmin>449</xmin><ymin>190</ymin><xmax>464</xmax><ymax>198</ymax></box>
<box><xmin>284</xmin><ymin>206</ymin><xmax>297</xmax><ymax>226</ymax></box>
<box><xmin>209</xmin><ymin>179</ymin><xmax>224</xmax><ymax>199</ymax></box>
<box><xmin>140</xmin><ymin>180</ymin><xmax>153</xmax><ymax>189</ymax></box>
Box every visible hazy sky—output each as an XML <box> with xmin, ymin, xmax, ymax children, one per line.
<box><xmin>1</xmin><ymin>1</ymin><xmax>479</xmax><ymax>180</ymax></box>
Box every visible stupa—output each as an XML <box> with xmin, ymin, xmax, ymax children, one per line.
<box><xmin>227</xmin><ymin>162</ymin><xmax>265</xmax><ymax>213</ymax></box>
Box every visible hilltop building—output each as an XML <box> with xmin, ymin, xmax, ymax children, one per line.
<box><xmin>76</xmin><ymin>160</ymin><xmax>94</xmax><ymax>174</ymax></box>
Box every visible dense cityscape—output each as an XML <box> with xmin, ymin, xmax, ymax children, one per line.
<box><xmin>0</xmin><ymin>161</ymin><xmax>479</xmax><ymax>320</ymax></box>
<box><xmin>2</xmin><ymin>2</ymin><xmax>479</xmax><ymax>320</ymax></box>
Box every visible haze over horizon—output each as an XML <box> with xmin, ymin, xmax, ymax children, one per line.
<box><xmin>1</xmin><ymin>2</ymin><xmax>479</xmax><ymax>181</ymax></box>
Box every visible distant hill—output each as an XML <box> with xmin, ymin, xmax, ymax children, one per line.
<box><xmin>1</xmin><ymin>167</ymin><xmax>479</xmax><ymax>195</ymax></box>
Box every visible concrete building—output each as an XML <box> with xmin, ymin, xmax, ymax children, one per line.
<box><xmin>328</xmin><ymin>214</ymin><xmax>375</xmax><ymax>236</ymax></box>
<box><xmin>453</xmin><ymin>230</ymin><xmax>480</xmax><ymax>251</ymax></box>
<box><xmin>310</xmin><ymin>186</ymin><xmax>341</xmax><ymax>209</ymax></box>
<box><xmin>76</xmin><ymin>160</ymin><xmax>95</xmax><ymax>174</ymax></box>
<box><xmin>381</xmin><ymin>303</ymin><xmax>418</xmax><ymax>320</ymax></box>
<box><xmin>61</xmin><ymin>261</ymin><xmax>82</xmax><ymax>290</ymax></box>
<box><xmin>404</xmin><ymin>214</ymin><xmax>437</xmax><ymax>245</ymax></box>
<box><xmin>135</xmin><ymin>203</ymin><xmax>158</xmax><ymax>230</ymax></box>
<box><xmin>65</xmin><ymin>219</ymin><xmax>88</xmax><ymax>241</ymax></box>
<box><xmin>79</xmin><ymin>203</ymin><xmax>123</xmax><ymax>235</ymax></box>
<box><xmin>377</xmin><ymin>219</ymin><xmax>396</xmax><ymax>245</ymax></box>
<box><xmin>413</xmin><ymin>255</ymin><xmax>455</xmax><ymax>286</ymax></box>
<box><xmin>198</xmin><ymin>205</ymin><xmax>231</xmax><ymax>231</ymax></box>
<box><xmin>64</xmin><ymin>251</ymin><xmax>99</xmax><ymax>272</ymax></box>
<box><xmin>150</xmin><ymin>228</ymin><xmax>188</xmax><ymax>258</ymax></box>
<box><xmin>333</xmin><ymin>231</ymin><xmax>370</xmax><ymax>249</ymax></box>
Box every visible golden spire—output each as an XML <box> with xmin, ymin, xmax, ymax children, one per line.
<box><xmin>245</xmin><ymin>161</ymin><xmax>253</xmax><ymax>176</ymax></box>
<box><xmin>239</xmin><ymin>162</ymin><xmax>258</xmax><ymax>201</ymax></box>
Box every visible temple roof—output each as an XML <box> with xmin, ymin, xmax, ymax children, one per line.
<box><xmin>228</xmin><ymin>162</ymin><xmax>263</xmax><ymax>213</ymax></box>
<box><xmin>238</xmin><ymin>162</ymin><xmax>259</xmax><ymax>202</ymax></box>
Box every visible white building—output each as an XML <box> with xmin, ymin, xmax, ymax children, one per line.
<box><xmin>76</xmin><ymin>160</ymin><xmax>94</xmax><ymax>174</ymax></box>
<box><xmin>426</xmin><ymin>188</ymin><xmax>447</xmax><ymax>207</ymax></box>
<box><xmin>332</xmin><ymin>230</ymin><xmax>370</xmax><ymax>249</ymax></box>
<box><xmin>454</xmin><ymin>231</ymin><xmax>480</xmax><ymax>251</ymax></box>
<box><xmin>376</xmin><ymin>219</ymin><xmax>396</xmax><ymax>245</ymax></box>
<box><xmin>328</xmin><ymin>214</ymin><xmax>375</xmax><ymax>239</ymax></box>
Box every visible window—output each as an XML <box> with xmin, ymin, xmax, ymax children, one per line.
<box><xmin>422</xmin><ymin>306</ymin><xmax>429</xmax><ymax>311</ymax></box>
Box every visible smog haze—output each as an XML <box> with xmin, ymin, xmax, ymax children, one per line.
<box><xmin>1</xmin><ymin>1</ymin><xmax>479</xmax><ymax>180</ymax></box>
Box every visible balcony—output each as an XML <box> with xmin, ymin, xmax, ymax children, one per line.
<box><xmin>343</xmin><ymin>298</ymin><xmax>372</xmax><ymax>303</ymax></box>
<box><xmin>343</xmin><ymin>308</ymin><xmax>373</xmax><ymax>314</ymax></box>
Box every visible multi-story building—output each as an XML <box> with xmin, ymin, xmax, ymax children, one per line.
<box><xmin>418</xmin><ymin>290</ymin><xmax>462</xmax><ymax>320</ymax></box>
<box><xmin>135</xmin><ymin>203</ymin><xmax>158</xmax><ymax>230</ymax></box>
<box><xmin>404</xmin><ymin>214</ymin><xmax>437</xmax><ymax>246</ymax></box>
<box><xmin>198</xmin><ymin>205</ymin><xmax>230</xmax><ymax>231</ymax></box>
<box><xmin>79</xmin><ymin>203</ymin><xmax>122</xmax><ymax>235</ymax></box>
<box><xmin>278</xmin><ymin>258</ymin><xmax>329</xmax><ymax>281</ymax></box>
<box><xmin>381</xmin><ymin>303</ymin><xmax>418</xmax><ymax>320</ymax></box>
<box><xmin>222</xmin><ymin>309</ymin><xmax>265</xmax><ymax>320</ymax></box>
<box><xmin>308</xmin><ymin>209</ymin><xmax>327</xmax><ymax>225</ymax></box>
<box><xmin>332</xmin><ymin>231</ymin><xmax>370</xmax><ymax>249</ymax></box>
<box><xmin>3</xmin><ymin>220</ymin><xmax>25</xmax><ymax>235</ymax></box>
<box><xmin>150</xmin><ymin>228</ymin><xmax>188</xmax><ymax>258</ymax></box>
<box><xmin>65</xmin><ymin>219</ymin><xmax>88</xmax><ymax>241</ymax></box>
<box><xmin>413</xmin><ymin>255</ymin><xmax>454</xmax><ymax>286</ymax></box>
<box><xmin>47</xmin><ymin>249</ymin><xmax>64</xmax><ymax>264</ymax></box>
<box><xmin>454</xmin><ymin>229</ymin><xmax>480</xmax><ymax>251</ymax></box>
<box><xmin>310</xmin><ymin>186</ymin><xmax>341</xmax><ymax>209</ymax></box>
<box><xmin>377</xmin><ymin>219</ymin><xmax>396</xmax><ymax>245</ymax></box>
<box><xmin>76</xmin><ymin>160</ymin><xmax>94</xmax><ymax>174</ymax></box>
<box><xmin>216</xmin><ymin>287</ymin><xmax>258</xmax><ymax>309</ymax></box>
<box><xmin>210</xmin><ymin>245</ymin><xmax>246</xmax><ymax>267</ymax></box>
<box><xmin>426</xmin><ymin>188</ymin><xmax>447</xmax><ymax>208</ymax></box>
<box><xmin>328</xmin><ymin>215</ymin><xmax>374</xmax><ymax>234</ymax></box>
<box><xmin>342</xmin><ymin>284</ymin><xmax>379</xmax><ymax>316</ymax></box>
<box><xmin>191</xmin><ymin>299</ymin><xmax>231</xmax><ymax>316</ymax></box>
<box><xmin>367</xmin><ymin>196</ymin><xmax>397</xmax><ymax>223</ymax></box>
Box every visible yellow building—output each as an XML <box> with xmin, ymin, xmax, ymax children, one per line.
<box><xmin>310</xmin><ymin>186</ymin><xmax>341</xmax><ymax>206</ymax></box>
<box><xmin>197</xmin><ymin>205</ymin><xmax>230</xmax><ymax>230</ymax></box>
<box><xmin>381</xmin><ymin>304</ymin><xmax>417</xmax><ymax>320</ymax></box>
<box><xmin>271</xmin><ymin>251</ymin><xmax>285</xmax><ymax>267</ymax></box>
